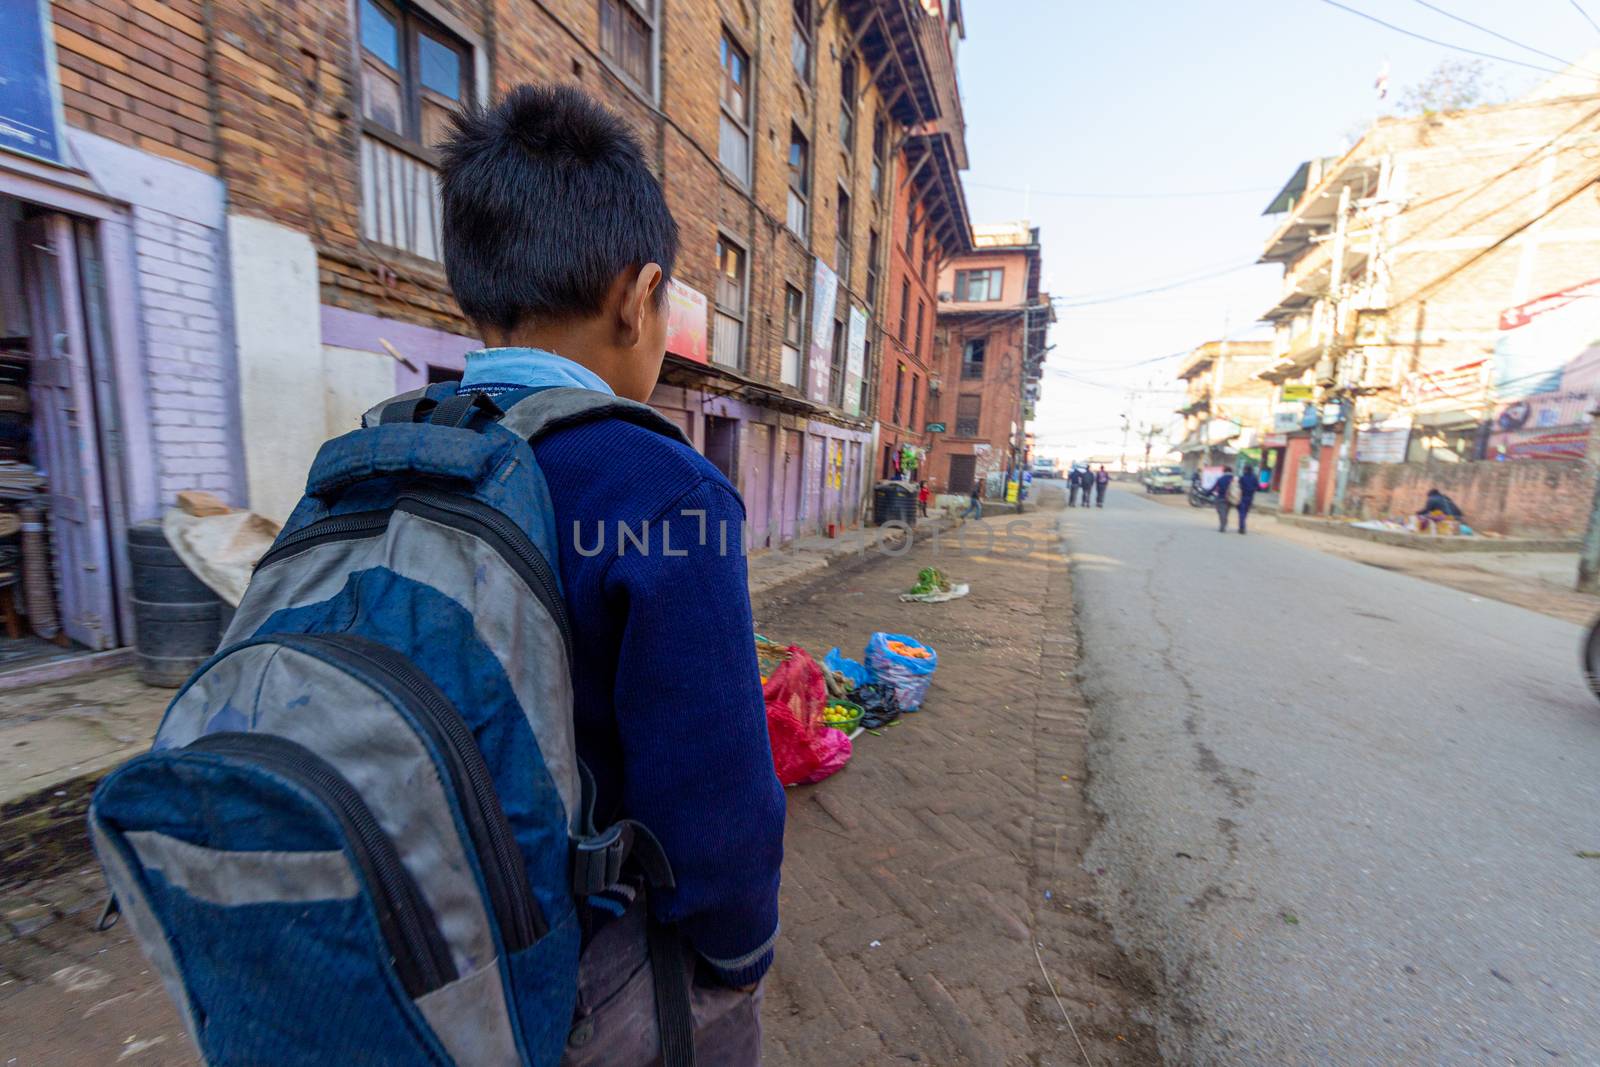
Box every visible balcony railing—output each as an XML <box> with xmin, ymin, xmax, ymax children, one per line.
<box><xmin>360</xmin><ymin>134</ymin><xmax>442</xmax><ymax>262</ymax></box>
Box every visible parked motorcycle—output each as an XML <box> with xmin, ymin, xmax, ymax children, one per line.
<box><xmin>1188</xmin><ymin>482</ymin><xmax>1216</xmax><ymax>508</ymax></box>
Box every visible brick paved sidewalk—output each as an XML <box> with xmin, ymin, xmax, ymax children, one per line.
<box><xmin>756</xmin><ymin>504</ymin><xmax>1160</xmax><ymax>1066</ymax></box>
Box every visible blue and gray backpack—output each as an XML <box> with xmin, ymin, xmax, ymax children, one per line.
<box><xmin>88</xmin><ymin>385</ymin><xmax>694</xmax><ymax>1066</ymax></box>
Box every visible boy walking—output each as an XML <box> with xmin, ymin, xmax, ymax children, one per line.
<box><xmin>439</xmin><ymin>86</ymin><xmax>784</xmax><ymax>1063</ymax></box>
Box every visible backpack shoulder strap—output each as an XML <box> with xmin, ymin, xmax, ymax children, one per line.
<box><xmin>359</xmin><ymin>383</ymin><xmax>461</xmax><ymax>428</ymax></box>
<box><xmin>498</xmin><ymin>387</ymin><xmax>691</xmax><ymax>447</ymax></box>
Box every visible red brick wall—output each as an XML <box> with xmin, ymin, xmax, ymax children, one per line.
<box><xmin>1348</xmin><ymin>460</ymin><xmax>1598</xmax><ymax>537</ymax></box>
<box><xmin>49</xmin><ymin>0</ymin><xmax>216</xmax><ymax>173</ymax></box>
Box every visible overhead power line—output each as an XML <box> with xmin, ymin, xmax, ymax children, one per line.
<box><xmin>1314</xmin><ymin>0</ymin><xmax>1570</xmax><ymax>76</ymax></box>
<box><xmin>1054</xmin><ymin>263</ymin><xmax>1262</xmax><ymax>308</ymax></box>
<box><xmin>966</xmin><ymin>180</ymin><xmax>1277</xmax><ymax>201</ymax></box>
<box><xmin>1406</xmin><ymin>0</ymin><xmax>1593</xmax><ymax>73</ymax></box>
<box><xmin>1572</xmin><ymin>0</ymin><xmax>1600</xmax><ymax>38</ymax></box>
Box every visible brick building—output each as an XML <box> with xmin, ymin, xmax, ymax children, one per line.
<box><xmin>0</xmin><ymin>0</ymin><xmax>241</xmax><ymax>656</ymax></box>
<box><xmin>1256</xmin><ymin>76</ymin><xmax>1600</xmax><ymax>516</ymax></box>
<box><xmin>925</xmin><ymin>222</ymin><xmax>1051</xmax><ymax>495</ymax></box>
<box><xmin>1172</xmin><ymin>339</ymin><xmax>1274</xmax><ymax>478</ymax></box>
<box><xmin>0</xmin><ymin>0</ymin><xmax>970</xmax><ymax>668</ymax></box>
<box><xmin>872</xmin><ymin>7</ymin><xmax>971</xmax><ymax>482</ymax></box>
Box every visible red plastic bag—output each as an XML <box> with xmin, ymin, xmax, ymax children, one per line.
<box><xmin>763</xmin><ymin>646</ymin><xmax>853</xmax><ymax>786</ymax></box>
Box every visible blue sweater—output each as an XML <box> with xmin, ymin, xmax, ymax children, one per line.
<box><xmin>531</xmin><ymin>418</ymin><xmax>785</xmax><ymax>986</ymax></box>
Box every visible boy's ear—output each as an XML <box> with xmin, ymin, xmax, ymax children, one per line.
<box><xmin>617</xmin><ymin>263</ymin><xmax>665</xmax><ymax>347</ymax></box>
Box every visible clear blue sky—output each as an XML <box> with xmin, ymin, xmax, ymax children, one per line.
<box><xmin>955</xmin><ymin>0</ymin><xmax>1595</xmax><ymax>461</ymax></box>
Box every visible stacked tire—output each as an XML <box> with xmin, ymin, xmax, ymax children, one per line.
<box><xmin>128</xmin><ymin>521</ymin><xmax>226</xmax><ymax>687</ymax></box>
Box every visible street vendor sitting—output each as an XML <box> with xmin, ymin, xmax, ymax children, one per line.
<box><xmin>1417</xmin><ymin>487</ymin><xmax>1464</xmax><ymax>528</ymax></box>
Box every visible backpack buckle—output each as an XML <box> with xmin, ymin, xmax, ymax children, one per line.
<box><xmin>572</xmin><ymin>822</ymin><xmax>634</xmax><ymax>896</ymax></box>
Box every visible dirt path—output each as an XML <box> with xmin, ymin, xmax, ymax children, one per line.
<box><xmin>758</xmin><ymin>499</ymin><xmax>1160</xmax><ymax>1066</ymax></box>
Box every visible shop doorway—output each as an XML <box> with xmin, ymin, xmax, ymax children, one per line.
<box><xmin>1</xmin><ymin>199</ymin><xmax>128</xmax><ymax>669</ymax></box>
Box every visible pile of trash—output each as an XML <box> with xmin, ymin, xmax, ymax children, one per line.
<box><xmin>756</xmin><ymin>631</ymin><xmax>938</xmax><ymax>787</ymax></box>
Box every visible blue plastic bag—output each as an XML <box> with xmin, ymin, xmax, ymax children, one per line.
<box><xmin>823</xmin><ymin>647</ymin><xmax>872</xmax><ymax>688</ymax></box>
<box><xmin>864</xmin><ymin>632</ymin><xmax>937</xmax><ymax>711</ymax></box>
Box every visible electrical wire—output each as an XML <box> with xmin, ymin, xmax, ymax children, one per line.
<box><xmin>1054</xmin><ymin>263</ymin><xmax>1263</xmax><ymax>308</ymax></box>
<box><xmin>1571</xmin><ymin>0</ymin><xmax>1600</xmax><ymax>38</ymax></box>
<box><xmin>1314</xmin><ymin>0</ymin><xmax>1571</xmax><ymax>76</ymax></box>
<box><xmin>1406</xmin><ymin>0</ymin><xmax>1595</xmax><ymax>74</ymax></box>
<box><xmin>966</xmin><ymin>180</ymin><xmax>1278</xmax><ymax>201</ymax></box>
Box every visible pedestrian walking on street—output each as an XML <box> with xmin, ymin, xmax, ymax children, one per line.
<box><xmin>918</xmin><ymin>480</ymin><xmax>931</xmax><ymax>518</ymax></box>
<box><xmin>1095</xmin><ymin>465</ymin><xmax>1110</xmax><ymax>507</ymax></box>
<box><xmin>1236</xmin><ymin>463</ymin><xmax>1259</xmax><ymax>534</ymax></box>
<box><xmin>1067</xmin><ymin>466</ymin><xmax>1082</xmax><ymax>506</ymax></box>
<box><xmin>1212</xmin><ymin>464</ymin><xmax>1238</xmax><ymax>532</ymax></box>
<box><xmin>962</xmin><ymin>481</ymin><xmax>983</xmax><ymax>520</ymax></box>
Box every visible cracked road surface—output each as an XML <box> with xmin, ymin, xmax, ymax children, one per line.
<box><xmin>1068</xmin><ymin>485</ymin><xmax>1600</xmax><ymax>1064</ymax></box>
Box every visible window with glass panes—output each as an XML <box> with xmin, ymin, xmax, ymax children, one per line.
<box><xmin>786</xmin><ymin>126</ymin><xmax>809</xmax><ymax>236</ymax></box>
<box><xmin>835</xmin><ymin>187</ymin><xmax>851</xmax><ymax>280</ymax></box>
<box><xmin>892</xmin><ymin>361</ymin><xmax>906</xmax><ymax>423</ymax></box>
<box><xmin>718</xmin><ymin>33</ymin><xmax>750</xmax><ymax>184</ymax></box>
<box><xmin>356</xmin><ymin>0</ymin><xmax>471</xmax><ymax>260</ymax></box>
<box><xmin>781</xmin><ymin>284</ymin><xmax>804</xmax><ymax>386</ymax></box>
<box><xmin>871</xmin><ymin>115</ymin><xmax>887</xmax><ymax>200</ymax></box>
<box><xmin>866</xmin><ymin>228</ymin><xmax>880</xmax><ymax>307</ymax></box>
<box><xmin>914</xmin><ymin>299</ymin><xmax>925</xmax><ymax>359</ymax></box>
<box><xmin>909</xmin><ymin>373</ymin><xmax>920</xmax><ymax>428</ymax></box>
<box><xmin>898</xmin><ymin>278</ymin><xmax>910</xmax><ymax>342</ymax></box>
<box><xmin>599</xmin><ymin>0</ymin><xmax>654</xmax><ymax>92</ymax></box>
<box><xmin>839</xmin><ymin>59</ymin><xmax>857</xmax><ymax>152</ymax></box>
<box><xmin>961</xmin><ymin>337</ymin><xmax>986</xmax><ymax>380</ymax></box>
<box><xmin>791</xmin><ymin>0</ymin><xmax>812</xmax><ymax>80</ymax></box>
<box><xmin>712</xmin><ymin>234</ymin><xmax>747</xmax><ymax>367</ymax></box>
<box><xmin>954</xmin><ymin>268</ymin><xmax>1004</xmax><ymax>302</ymax></box>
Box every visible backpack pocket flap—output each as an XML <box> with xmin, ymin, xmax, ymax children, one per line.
<box><xmin>306</xmin><ymin>425</ymin><xmax>517</xmax><ymax>500</ymax></box>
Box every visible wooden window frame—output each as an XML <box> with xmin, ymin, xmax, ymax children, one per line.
<box><xmin>358</xmin><ymin>0</ymin><xmax>473</xmax><ymax>160</ymax></box>
<box><xmin>597</xmin><ymin>0</ymin><xmax>658</xmax><ymax>99</ymax></box>
<box><xmin>717</xmin><ymin>30</ymin><xmax>752</xmax><ymax>185</ymax></box>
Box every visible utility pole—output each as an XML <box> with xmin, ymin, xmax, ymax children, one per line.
<box><xmin>1578</xmin><ymin>414</ymin><xmax>1600</xmax><ymax>591</ymax></box>
<box><xmin>1142</xmin><ymin>424</ymin><xmax>1159</xmax><ymax>471</ymax></box>
<box><xmin>1119</xmin><ymin>406</ymin><xmax>1132</xmax><ymax>473</ymax></box>
<box><xmin>1327</xmin><ymin>184</ymin><xmax>1357</xmax><ymax>516</ymax></box>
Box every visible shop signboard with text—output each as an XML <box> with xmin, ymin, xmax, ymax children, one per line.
<box><xmin>843</xmin><ymin>306</ymin><xmax>867</xmax><ymax>416</ymax></box>
<box><xmin>807</xmin><ymin>259</ymin><xmax>839</xmax><ymax>405</ymax></box>
<box><xmin>663</xmin><ymin>280</ymin><xmax>709</xmax><ymax>364</ymax></box>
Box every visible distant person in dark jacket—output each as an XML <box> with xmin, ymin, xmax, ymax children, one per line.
<box><xmin>1067</xmin><ymin>467</ymin><xmax>1082</xmax><ymax>507</ymax></box>
<box><xmin>1419</xmin><ymin>487</ymin><xmax>1464</xmax><ymax>520</ymax></box>
<box><xmin>1212</xmin><ymin>465</ymin><xmax>1236</xmax><ymax>532</ymax></box>
<box><xmin>1095</xmin><ymin>466</ymin><xmax>1110</xmax><ymax>507</ymax></box>
<box><xmin>1236</xmin><ymin>464</ymin><xmax>1260</xmax><ymax>534</ymax></box>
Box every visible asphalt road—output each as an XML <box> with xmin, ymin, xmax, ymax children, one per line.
<box><xmin>1069</xmin><ymin>485</ymin><xmax>1600</xmax><ymax>1065</ymax></box>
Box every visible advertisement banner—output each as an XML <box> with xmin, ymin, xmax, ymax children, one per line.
<box><xmin>663</xmin><ymin>279</ymin><xmax>708</xmax><ymax>364</ymax></box>
<box><xmin>807</xmin><ymin>259</ymin><xmax>839</xmax><ymax>404</ymax></box>
<box><xmin>1404</xmin><ymin>360</ymin><xmax>1487</xmax><ymax>412</ymax></box>
<box><xmin>0</xmin><ymin>1</ymin><xmax>65</xmax><ymax>163</ymax></box>
<box><xmin>1280</xmin><ymin>384</ymin><xmax>1314</xmax><ymax>403</ymax></box>
<box><xmin>843</xmin><ymin>306</ymin><xmax>867</xmax><ymax>416</ymax></box>
<box><xmin>1494</xmin><ymin>279</ymin><xmax>1600</xmax><ymax>400</ymax></box>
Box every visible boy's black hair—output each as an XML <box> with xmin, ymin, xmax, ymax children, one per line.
<box><xmin>438</xmin><ymin>84</ymin><xmax>679</xmax><ymax>332</ymax></box>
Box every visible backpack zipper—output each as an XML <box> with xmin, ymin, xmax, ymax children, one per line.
<box><xmin>185</xmin><ymin>731</ymin><xmax>456</xmax><ymax>998</ymax></box>
<box><xmin>254</xmin><ymin>509</ymin><xmax>393</xmax><ymax>573</ymax></box>
<box><xmin>394</xmin><ymin>490</ymin><xmax>573</xmax><ymax>664</ymax></box>
<box><xmin>274</xmin><ymin>632</ymin><xmax>547</xmax><ymax>952</ymax></box>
